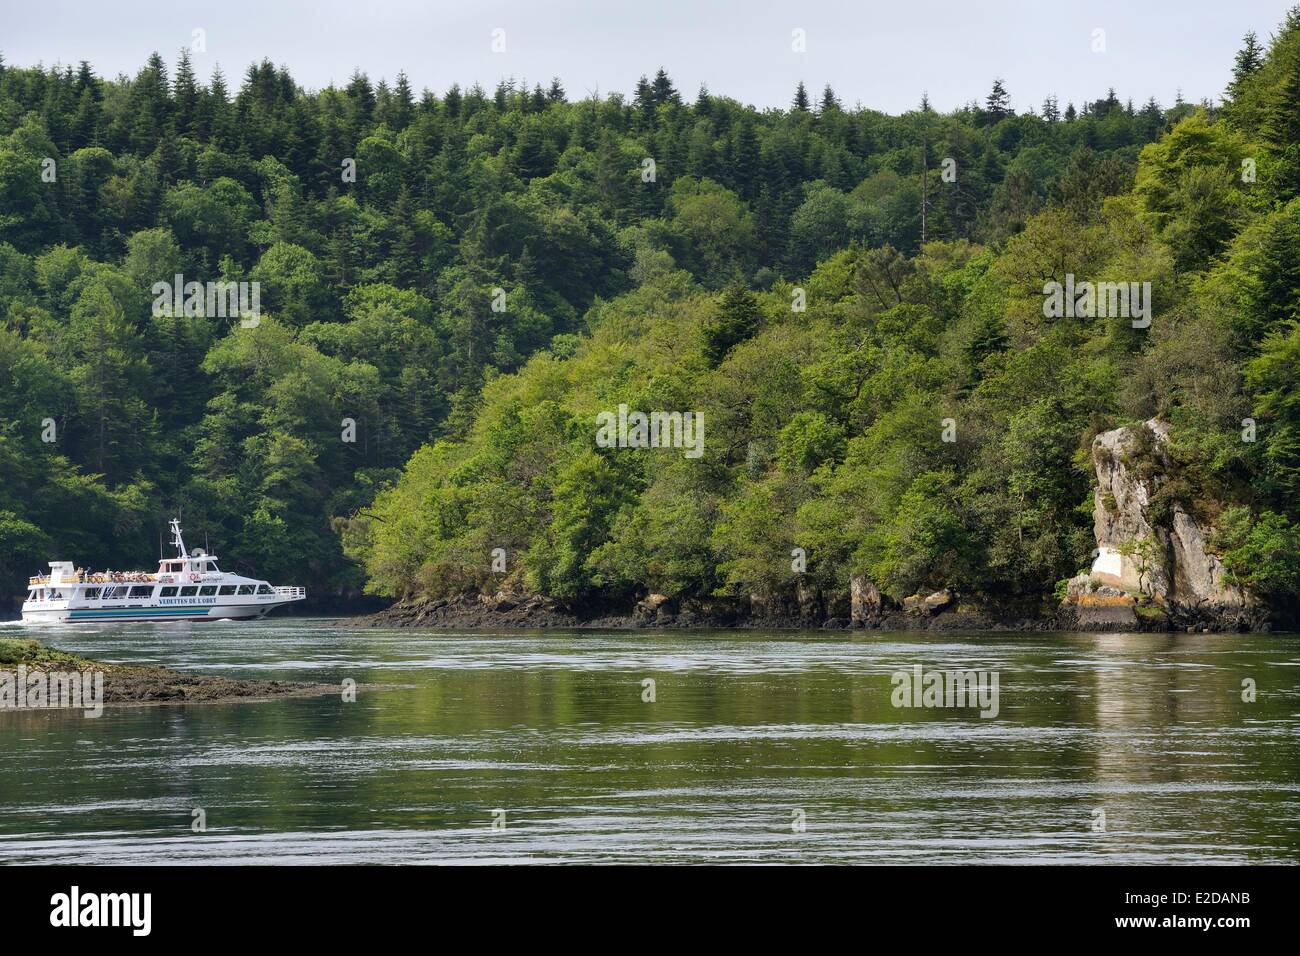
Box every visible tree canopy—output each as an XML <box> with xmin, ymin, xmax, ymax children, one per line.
<box><xmin>2</xmin><ymin>14</ymin><xmax>1299</xmax><ymax>610</ymax></box>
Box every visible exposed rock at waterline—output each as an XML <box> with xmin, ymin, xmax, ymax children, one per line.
<box><xmin>850</xmin><ymin>575</ymin><xmax>888</xmax><ymax>625</ymax></box>
<box><xmin>1060</xmin><ymin>419</ymin><xmax>1266</xmax><ymax>632</ymax></box>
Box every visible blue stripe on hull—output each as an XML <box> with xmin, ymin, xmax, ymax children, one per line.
<box><xmin>66</xmin><ymin>607</ymin><xmax>217</xmax><ymax>621</ymax></box>
<box><xmin>65</xmin><ymin>615</ymin><xmax>220</xmax><ymax>622</ymax></box>
<box><xmin>70</xmin><ymin>607</ymin><xmax>212</xmax><ymax>616</ymax></box>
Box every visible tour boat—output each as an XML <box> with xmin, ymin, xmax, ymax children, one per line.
<box><xmin>21</xmin><ymin>519</ymin><xmax>307</xmax><ymax>624</ymax></box>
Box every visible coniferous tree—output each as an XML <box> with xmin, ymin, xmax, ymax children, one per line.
<box><xmin>983</xmin><ymin>78</ymin><xmax>1011</xmax><ymax>121</ymax></box>
<box><xmin>702</xmin><ymin>284</ymin><xmax>762</xmax><ymax>366</ymax></box>
<box><xmin>1262</xmin><ymin>48</ymin><xmax>1300</xmax><ymax>198</ymax></box>
<box><xmin>1228</xmin><ymin>31</ymin><xmax>1264</xmax><ymax>100</ymax></box>
<box><xmin>695</xmin><ymin>84</ymin><xmax>712</xmax><ymax>114</ymax></box>
<box><xmin>392</xmin><ymin>71</ymin><xmax>414</xmax><ymax>129</ymax></box>
<box><xmin>792</xmin><ymin>81</ymin><xmax>810</xmax><ymax>112</ymax></box>
<box><xmin>651</xmin><ymin>68</ymin><xmax>680</xmax><ymax>106</ymax></box>
<box><xmin>173</xmin><ymin>48</ymin><xmax>199</xmax><ymax>136</ymax></box>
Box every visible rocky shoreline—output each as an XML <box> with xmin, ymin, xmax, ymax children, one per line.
<box><xmin>347</xmin><ymin>587</ymin><xmax>1278</xmax><ymax>633</ymax></box>
<box><xmin>0</xmin><ymin>639</ymin><xmax>338</xmax><ymax>708</ymax></box>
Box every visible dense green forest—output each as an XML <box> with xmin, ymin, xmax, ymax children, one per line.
<box><xmin>1</xmin><ymin>12</ymin><xmax>1298</xmax><ymax>611</ymax></box>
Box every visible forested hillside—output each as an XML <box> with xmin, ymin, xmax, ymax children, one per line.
<box><xmin>1</xmin><ymin>13</ymin><xmax>1297</xmax><ymax>613</ymax></box>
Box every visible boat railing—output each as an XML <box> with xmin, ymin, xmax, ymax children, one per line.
<box><xmin>273</xmin><ymin>586</ymin><xmax>307</xmax><ymax>600</ymax></box>
<box><xmin>29</xmin><ymin>572</ymin><xmax>159</xmax><ymax>585</ymax></box>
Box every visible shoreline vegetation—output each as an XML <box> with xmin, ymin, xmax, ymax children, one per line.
<box><xmin>0</xmin><ymin>638</ymin><xmax>338</xmax><ymax>707</ymax></box>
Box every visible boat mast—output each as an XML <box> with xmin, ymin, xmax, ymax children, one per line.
<box><xmin>170</xmin><ymin>518</ymin><xmax>188</xmax><ymax>559</ymax></box>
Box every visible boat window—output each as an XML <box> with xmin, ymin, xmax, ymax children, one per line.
<box><xmin>179</xmin><ymin>586</ymin><xmax>198</xmax><ymax>597</ymax></box>
<box><xmin>48</xmin><ymin>590</ymin><xmax>63</xmax><ymax>600</ymax></box>
<box><xmin>35</xmin><ymin>589</ymin><xmax>45</xmax><ymax>601</ymax></box>
<box><xmin>238</xmin><ymin>585</ymin><xmax>255</xmax><ymax>595</ymax></box>
<box><xmin>84</xmin><ymin>587</ymin><xmax>101</xmax><ymax>599</ymax></box>
<box><xmin>257</xmin><ymin>585</ymin><xmax>273</xmax><ymax>595</ymax></box>
<box><xmin>218</xmin><ymin>585</ymin><xmax>237</xmax><ymax>596</ymax></box>
<box><xmin>160</xmin><ymin>587</ymin><xmax>177</xmax><ymax>597</ymax></box>
<box><xmin>129</xmin><ymin>586</ymin><xmax>153</xmax><ymax>598</ymax></box>
<box><xmin>199</xmin><ymin>585</ymin><xmax>217</xmax><ymax>596</ymax></box>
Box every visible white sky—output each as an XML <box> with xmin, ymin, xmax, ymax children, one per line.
<box><xmin>1</xmin><ymin>0</ymin><xmax>1291</xmax><ymax>113</ymax></box>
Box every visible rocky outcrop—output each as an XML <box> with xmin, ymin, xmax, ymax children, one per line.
<box><xmin>850</xmin><ymin>575</ymin><xmax>888</xmax><ymax>625</ymax></box>
<box><xmin>902</xmin><ymin>588</ymin><xmax>955</xmax><ymax>615</ymax></box>
<box><xmin>356</xmin><ymin>590</ymin><xmax>589</xmax><ymax>628</ymax></box>
<box><xmin>1061</xmin><ymin>419</ymin><xmax>1265</xmax><ymax>631</ymax></box>
<box><xmin>633</xmin><ymin>593</ymin><xmax>677</xmax><ymax>625</ymax></box>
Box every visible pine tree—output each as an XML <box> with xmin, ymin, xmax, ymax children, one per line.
<box><xmin>984</xmin><ymin>78</ymin><xmax>1010</xmax><ymax>120</ymax></box>
<box><xmin>1263</xmin><ymin>50</ymin><xmax>1300</xmax><ymax>198</ymax></box>
<box><xmin>634</xmin><ymin>75</ymin><xmax>655</xmax><ymax>120</ymax></box>
<box><xmin>204</xmin><ymin>65</ymin><xmax>235</xmax><ymax>148</ymax></box>
<box><xmin>393</xmin><ymin>71</ymin><xmax>414</xmax><ymax>129</ymax></box>
<box><xmin>1228</xmin><ymin>31</ymin><xmax>1264</xmax><ymax>100</ymax></box>
<box><xmin>703</xmin><ymin>284</ymin><xmax>762</xmax><ymax>366</ymax></box>
<box><xmin>74</xmin><ymin>60</ymin><xmax>97</xmax><ymax>96</ymax></box>
<box><xmin>345</xmin><ymin>69</ymin><xmax>375</xmax><ymax>128</ymax></box>
<box><xmin>695</xmin><ymin>84</ymin><xmax>712</xmax><ymax>114</ymax></box>
<box><xmin>128</xmin><ymin>52</ymin><xmax>171</xmax><ymax>152</ymax></box>
<box><xmin>792</xmin><ymin>81</ymin><xmax>810</xmax><ymax>112</ymax></box>
<box><xmin>651</xmin><ymin>68</ymin><xmax>680</xmax><ymax>106</ymax></box>
<box><xmin>819</xmin><ymin>84</ymin><xmax>840</xmax><ymax>113</ymax></box>
<box><xmin>174</xmin><ymin>49</ymin><xmax>199</xmax><ymax>136</ymax></box>
<box><xmin>1263</xmin><ymin>51</ymin><xmax>1300</xmax><ymax>150</ymax></box>
<box><xmin>443</xmin><ymin>83</ymin><xmax>462</xmax><ymax>117</ymax></box>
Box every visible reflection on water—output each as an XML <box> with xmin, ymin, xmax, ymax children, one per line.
<box><xmin>0</xmin><ymin>620</ymin><xmax>1296</xmax><ymax>864</ymax></box>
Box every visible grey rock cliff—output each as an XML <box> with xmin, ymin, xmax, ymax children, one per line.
<box><xmin>1065</xmin><ymin>418</ymin><xmax>1260</xmax><ymax>630</ymax></box>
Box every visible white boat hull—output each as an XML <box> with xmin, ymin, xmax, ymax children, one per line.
<box><xmin>21</xmin><ymin>599</ymin><xmax>301</xmax><ymax>625</ymax></box>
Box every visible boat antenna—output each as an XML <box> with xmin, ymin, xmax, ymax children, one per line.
<box><xmin>170</xmin><ymin>517</ymin><xmax>187</xmax><ymax>558</ymax></box>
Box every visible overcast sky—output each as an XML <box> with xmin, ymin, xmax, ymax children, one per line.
<box><xmin>1</xmin><ymin>0</ymin><xmax>1291</xmax><ymax>113</ymax></box>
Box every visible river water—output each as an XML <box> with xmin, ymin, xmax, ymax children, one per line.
<box><xmin>0</xmin><ymin>619</ymin><xmax>1296</xmax><ymax>864</ymax></box>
